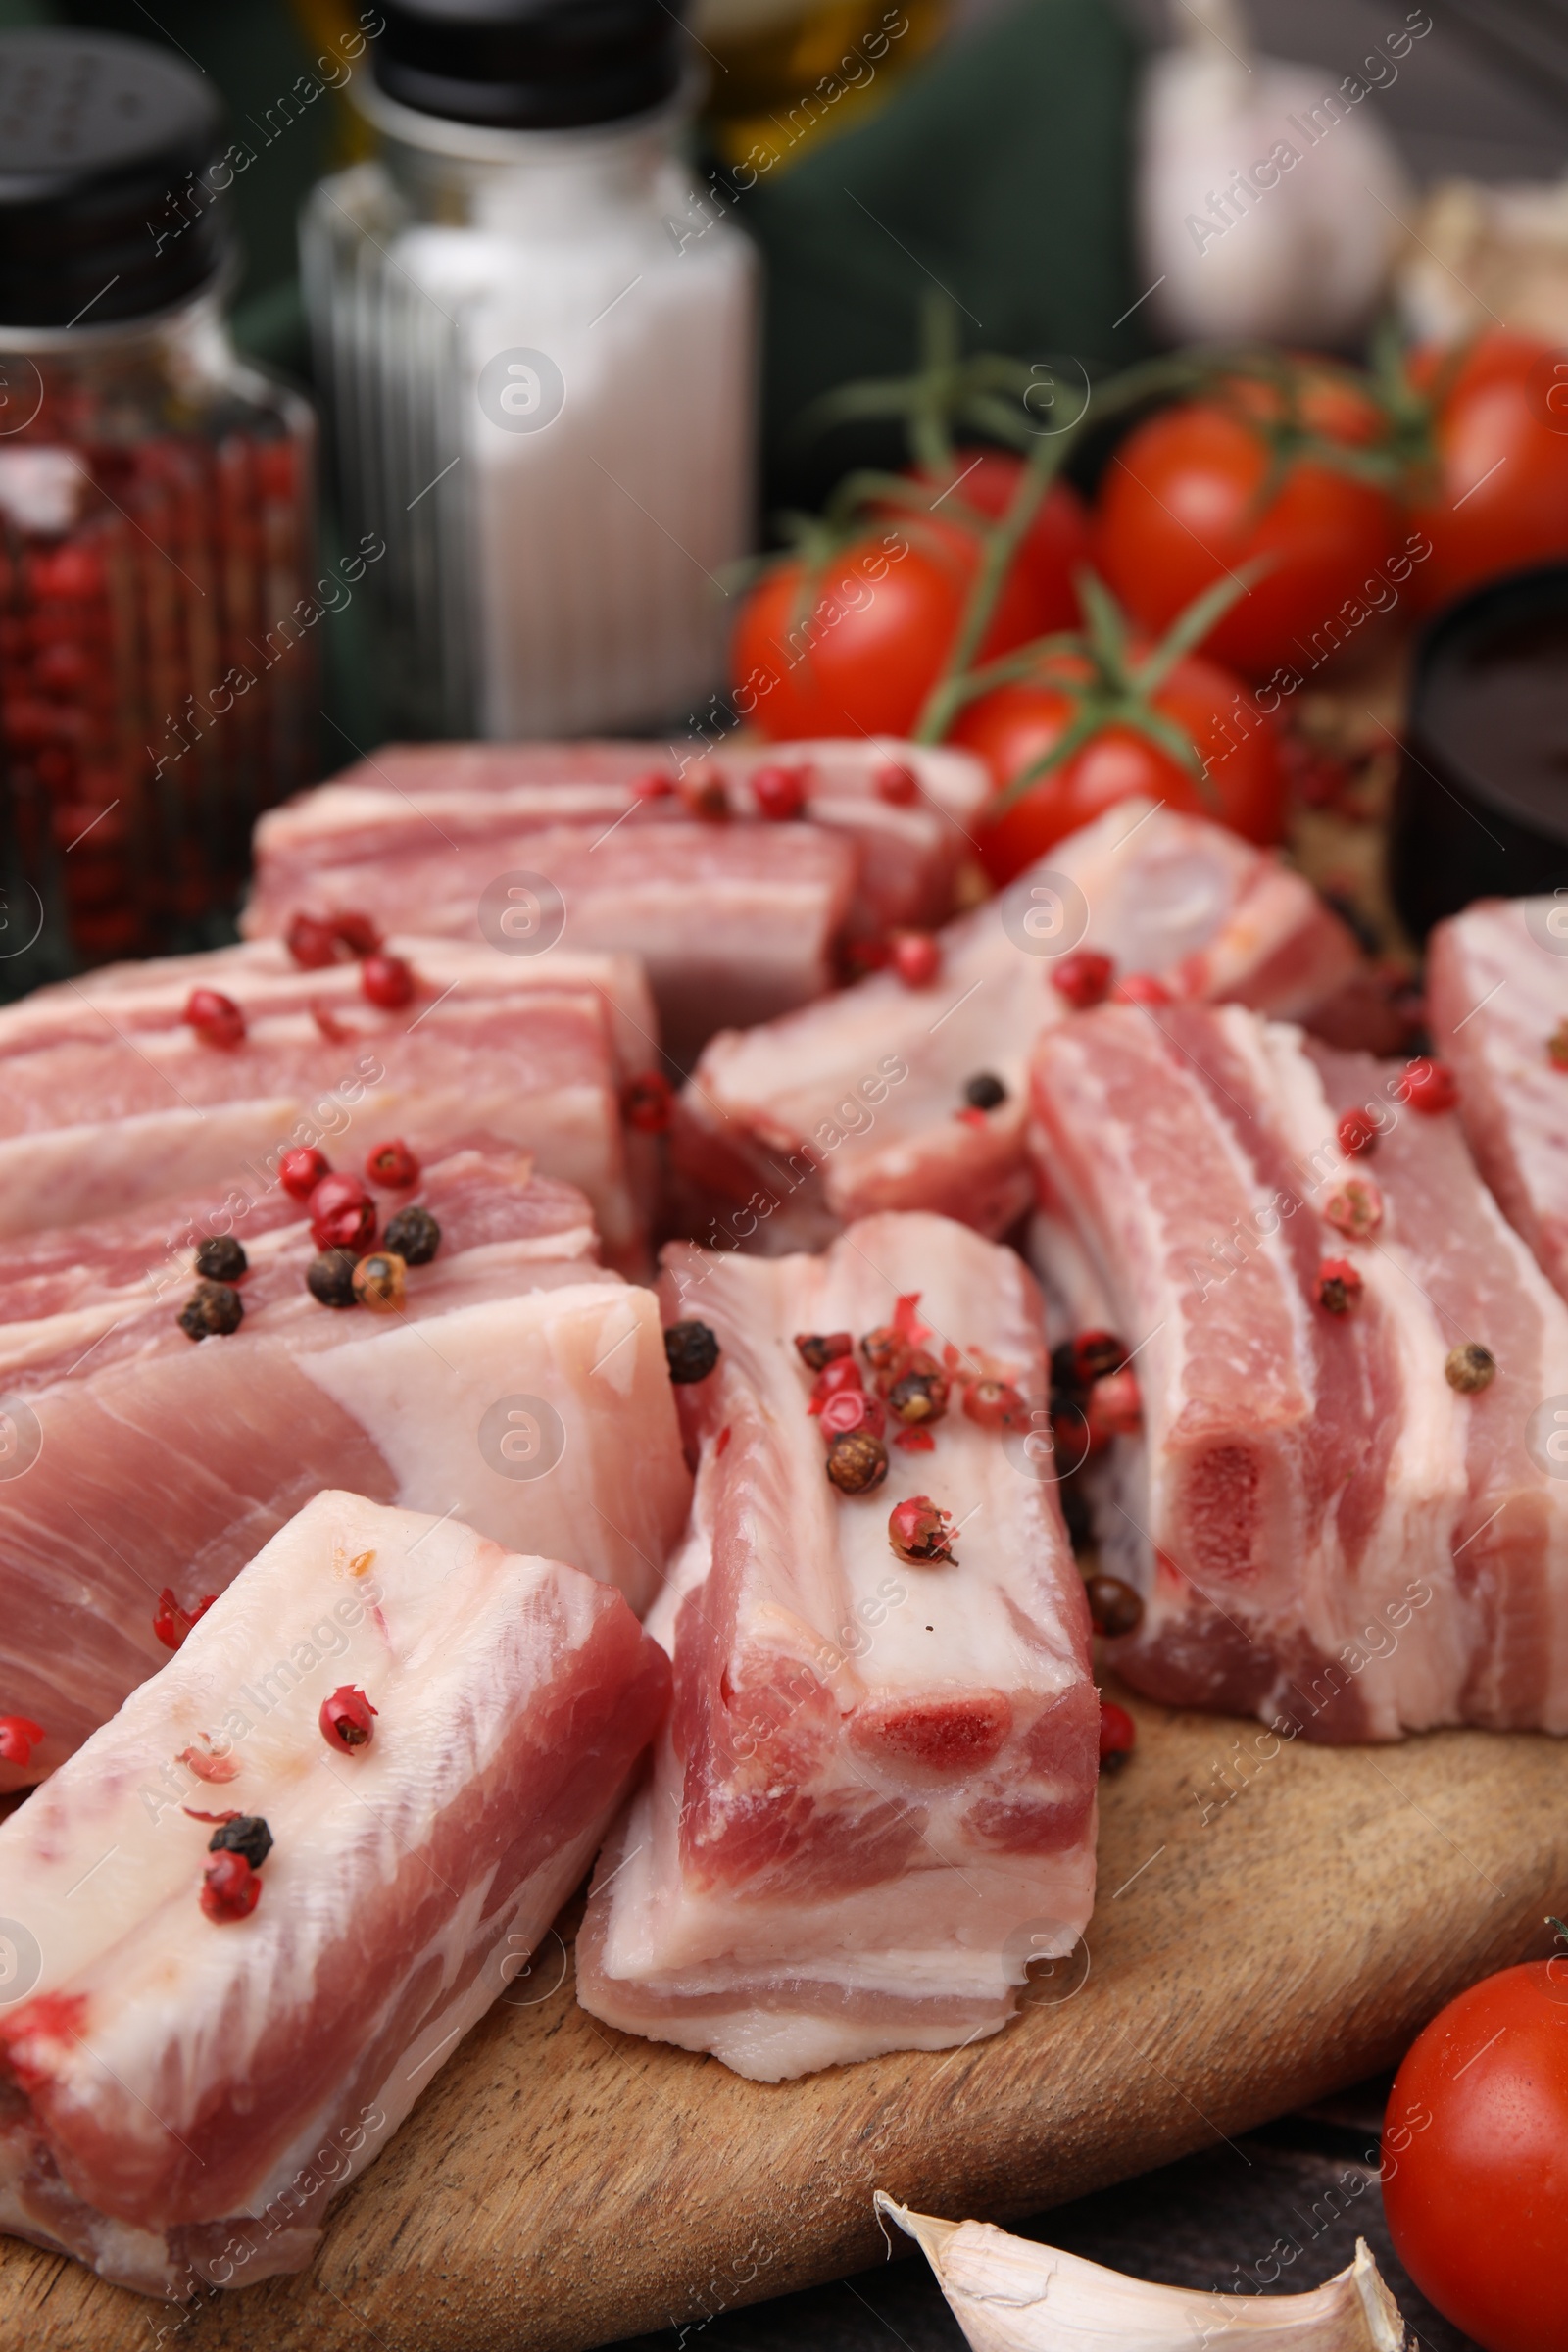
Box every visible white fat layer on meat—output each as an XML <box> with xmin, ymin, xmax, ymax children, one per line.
<box><xmin>0</xmin><ymin>1085</ymin><xmax>632</xmax><ymax>1250</ymax></box>
<box><xmin>0</xmin><ymin>1228</ymin><xmax>602</xmax><ymax>1379</ymax></box>
<box><xmin>587</xmin><ymin>1788</ymin><xmax>1092</xmax><ymax>2080</ymax></box>
<box><xmin>736</xmin><ymin>1220</ymin><xmax>1081</xmax><ymax>1695</ymax></box>
<box><xmin>1446</xmin><ymin>905</ymin><xmax>1568</xmax><ymax>1267</ymax></box>
<box><xmin>0</xmin><ymin>1494</ymin><xmax>645</xmax><ymax>2289</ymax></box>
<box><xmin>9</xmin><ymin>936</ymin><xmax>657</xmax><ymax>1075</ymax></box>
<box><xmin>301</xmin><ymin>1284</ymin><xmax>682</xmax><ymax>1615</ymax></box>
<box><xmin>584</xmin><ymin>1213</ymin><xmax>1095</xmax><ymax>2068</ymax></box>
<box><xmin>1250</xmin><ymin>1017</ymin><xmax>1470</xmax><ymax>1737</ymax></box>
<box><xmin>690</xmin><ymin>800</ymin><xmax>1346</xmax><ymax>1233</ymax></box>
<box><xmin>691</xmin><ymin>799</ymin><xmax>1267</xmax><ymax>1181</ymax></box>
<box><xmin>1480</xmin><ymin>1192</ymin><xmax>1568</xmax><ymax>1733</ymax></box>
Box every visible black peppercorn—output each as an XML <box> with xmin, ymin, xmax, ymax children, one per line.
<box><xmin>664</xmin><ymin>1319</ymin><xmax>720</xmax><ymax>1384</ymax></box>
<box><xmin>194</xmin><ymin>1234</ymin><xmax>247</xmax><ymax>1283</ymax></box>
<box><xmin>1084</xmin><ymin>1573</ymin><xmax>1145</xmax><ymax>1638</ymax></box>
<box><xmin>208</xmin><ymin>1815</ymin><xmax>273</xmax><ymax>1871</ymax></box>
<box><xmin>307</xmin><ymin>1249</ymin><xmax>359</xmax><ymax>1308</ymax></box>
<box><xmin>963</xmin><ymin>1071</ymin><xmax>1007</xmax><ymax>1110</ymax></box>
<box><xmin>383</xmin><ymin>1202</ymin><xmax>441</xmax><ymax>1266</ymax></box>
<box><xmin>178</xmin><ymin>1280</ymin><xmax>244</xmax><ymax>1341</ymax></box>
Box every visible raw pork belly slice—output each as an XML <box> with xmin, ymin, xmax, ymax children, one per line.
<box><xmin>245</xmin><ymin>734</ymin><xmax>987</xmax><ymax>951</ymax></box>
<box><xmin>1028</xmin><ymin>1003</ymin><xmax>1568</xmax><ymax>1740</ymax></box>
<box><xmin>0</xmin><ymin>1491</ymin><xmax>671</xmax><ymax>2297</ymax></box>
<box><xmin>256</xmin><ymin>820</ymin><xmax>857</xmax><ymax>1070</ymax></box>
<box><xmin>575</xmin><ymin>1213</ymin><xmax>1097</xmax><ymax>2080</ymax></box>
<box><xmin>0</xmin><ymin>1147</ymin><xmax>690</xmax><ymax>1783</ymax></box>
<box><xmin>672</xmin><ymin>799</ymin><xmax>1361</xmax><ymax>1250</ymax></box>
<box><xmin>1429</xmin><ymin>897</ymin><xmax>1568</xmax><ymax>1302</ymax></box>
<box><xmin>0</xmin><ymin>936</ymin><xmax>657</xmax><ymax>1263</ymax></box>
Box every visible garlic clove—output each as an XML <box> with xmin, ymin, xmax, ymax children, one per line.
<box><xmin>875</xmin><ymin>2194</ymin><xmax>1407</xmax><ymax>2352</ymax></box>
<box><xmin>1137</xmin><ymin>0</ymin><xmax>1414</xmax><ymax>348</ymax></box>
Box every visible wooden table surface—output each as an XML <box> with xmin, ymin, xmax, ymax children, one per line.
<box><xmin>1</xmin><ymin>1681</ymin><xmax>1562</xmax><ymax>2352</ymax></box>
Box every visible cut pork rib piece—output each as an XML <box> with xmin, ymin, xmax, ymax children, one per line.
<box><xmin>243</xmin><ymin>738</ymin><xmax>988</xmax><ymax>1045</ymax></box>
<box><xmin>575</xmin><ymin>1213</ymin><xmax>1097</xmax><ymax>2080</ymax></box>
<box><xmin>672</xmin><ymin>799</ymin><xmax>1362</xmax><ymax>1250</ymax></box>
<box><xmin>0</xmin><ymin>1146</ymin><xmax>690</xmax><ymax>1784</ymax></box>
<box><xmin>1028</xmin><ymin>1003</ymin><xmax>1568</xmax><ymax>1740</ymax></box>
<box><xmin>0</xmin><ymin>1490</ymin><xmax>671</xmax><ymax>2297</ymax></box>
<box><xmin>1428</xmin><ymin>896</ymin><xmax>1568</xmax><ymax>1303</ymax></box>
<box><xmin>0</xmin><ymin>936</ymin><xmax>657</xmax><ymax>1264</ymax></box>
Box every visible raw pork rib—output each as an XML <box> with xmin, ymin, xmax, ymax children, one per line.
<box><xmin>575</xmin><ymin>1213</ymin><xmax>1097</xmax><ymax>2080</ymax></box>
<box><xmin>243</xmin><ymin>738</ymin><xmax>988</xmax><ymax>1014</ymax></box>
<box><xmin>1028</xmin><ymin>1004</ymin><xmax>1568</xmax><ymax>1740</ymax></box>
<box><xmin>672</xmin><ymin>799</ymin><xmax>1361</xmax><ymax>1250</ymax></box>
<box><xmin>0</xmin><ymin>936</ymin><xmax>657</xmax><ymax>1263</ymax></box>
<box><xmin>0</xmin><ymin>1147</ymin><xmax>690</xmax><ymax>1783</ymax></box>
<box><xmin>1429</xmin><ymin>897</ymin><xmax>1568</xmax><ymax>1302</ymax></box>
<box><xmin>0</xmin><ymin>1491</ymin><xmax>671</xmax><ymax>2297</ymax></box>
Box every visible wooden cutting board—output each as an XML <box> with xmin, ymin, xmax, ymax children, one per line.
<box><xmin>4</xmin><ymin>1683</ymin><xmax>1566</xmax><ymax>2352</ymax></box>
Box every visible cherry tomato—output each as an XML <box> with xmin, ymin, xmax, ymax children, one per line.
<box><xmin>1405</xmin><ymin>331</ymin><xmax>1568</xmax><ymax>610</ymax></box>
<box><xmin>1383</xmin><ymin>1958</ymin><xmax>1568</xmax><ymax>2352</ymax></box>
<box><xmin>952</xmin><ymin>648</ymin><xmax>1287</xmax><ymax>886</ymax></box>
<box><xmin>905</xmin><ymin>453</ymin><xmax>1090</xmax><ymax>631</ymax></box>
<box><xmin>731</xmin><ymin>516</ymin><xmax>1055</xmax><ymax>744</ymax></box>
<box><xmin>1095</xmin><ymin>395</ymin><xmax>1397</xmax><ymax>678</ymax></box>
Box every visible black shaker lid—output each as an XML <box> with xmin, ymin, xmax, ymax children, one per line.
<box><xmin>0</xmin><ymin>30</ymin><xmax>228</xmax><ymax>330</ymax></box>
<box><xmin>372</xmin><ymin>0</ymin><xmax>688</xmax><ymax>131</ymax></box>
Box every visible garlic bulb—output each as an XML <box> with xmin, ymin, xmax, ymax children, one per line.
<box><xmin>876</xmin><ymin>2194</ymin><xmax>1408</xmax><ymax>2352</ymax></box>
<box><xmin>1137</xmin><ymin>0</ymin><xmax>1417</xmax><ymax>347</ymax></box>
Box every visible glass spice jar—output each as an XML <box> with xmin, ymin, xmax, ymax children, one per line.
<box><xmin>0</xmin><ymin>29</ymin><xmax>317</xmax><ymax>998</ymax></box>
<box><xmin>302</xmin><ymin>0</ymin><xmax>756</xmax><ymax>741</ymax></box>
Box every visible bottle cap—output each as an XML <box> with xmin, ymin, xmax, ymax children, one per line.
<box><xmin>372</xmin><ymin>0</ymin><xmax>688</xmax><ymax>132</ymax></box>
<box><xmin>0</xmin><ymin>29</ymin><xmax>229</xmax><ymax>330</ymax></box>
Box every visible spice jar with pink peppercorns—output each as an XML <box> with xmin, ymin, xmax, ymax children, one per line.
<box><xmin>0</xmin><ymin>28</ymin><xmax>317</xmax><ymax>996</ymax></box>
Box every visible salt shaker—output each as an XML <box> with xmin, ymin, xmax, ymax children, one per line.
<box><xmin>303</xmin><ymin>0</ymin><xmax>757</xmax><ymax>740</ymax></box>
<box><xmin>0</xmin><ymin>29</ymin><xmax>317</xmax><ymax>994</ymax></box>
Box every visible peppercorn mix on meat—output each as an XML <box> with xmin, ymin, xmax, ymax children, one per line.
<box><xmin>0</xmin><ymin>1492</ymin><xmax>670</xmax><ymax>2296</ymax></box>
<box><xmin>1028</xmin><ymin>1004</ymin><xmax>1568</xmax><ymax>1739</ymax></box>
<box><xmin>0</xmin><ymin>935</ymin><xmax>659</xmax><ymax>1265</ymax></box>
<box><xmin>575</xmin><ymin>1211</ymin><xmax>1097</xmax><ymax>2080</ymax></box>
<box><xmin>1429</xmin><ymin>895</ymin><xmax>1568</xmax><ymax>1307</ymax></box>
<box><xmin>241</xmin><ymin>738</ymin><xmax>989</xmax><ymax>1063</ymax></box>
<box><xmin>669</xmin><ymin>798</ymin><xmax>1363</xmax><ymax>1253</ymax></box>
<box><xmin>0</xmin><ymin>1147</ymin><xmax>690</xmax><ymax>1784</ymax></box>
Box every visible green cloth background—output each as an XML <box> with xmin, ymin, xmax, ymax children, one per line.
<box><xmin>742</xmin><ymin>0</ymin><xmax>1147</xmax><ymax>506</ymax></box>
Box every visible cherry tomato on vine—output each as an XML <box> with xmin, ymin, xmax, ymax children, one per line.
<box><xmin>953</xmin><ymin>645</ymin><xmax>1287</xmax><ymax>885</ymax></box>
<box><xmin>904</xmin><ymin>453</ymin><xmax>1090</xmax><ymax>632</ymax></box>
<box><xmin>1403</xmin><ymin>330</ymin><xmax>1568</xmax><ymax>610</ymax></box>
<box><xmin>1095</xmin><ymin>384</ymin><xmax>1398</xmax><ymax>679</ymax></box>
<box><xmin>1382</xmin><ymin>1956</ymin><xmax>1568</xmax><ymax>2352</ymax></box>
<box><xmin>730</xmin><ymin>514</ymin><xmax>1056</xmax><ymax>744</ymax></box>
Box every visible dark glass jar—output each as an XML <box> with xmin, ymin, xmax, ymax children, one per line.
<box><xmin>0</xmin><ymin>29</ymin><xmax>317</xmax><ymax>996</ymax></box>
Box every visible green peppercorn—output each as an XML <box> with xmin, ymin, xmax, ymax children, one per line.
<box><xmin>178</xmin><ymin>1281</ymin><xmax>244</xmax><ymax>1341</ymax></box>
<box><xmin>194</xmin><ymin>1235</ymin><xmax>247</xmax><ymax>1283</ymax></box>
<box><xmin>665</xmin><ymin>1320</ymin><xmax>720</xmax><ymax>1383</ymax></box>
<box><xmin>208</xmin><ymin>1815</ymin><xmax>272</xmax><ymax>1870</ymax></box>
<box><xmin>383</xmin><ymin>1203</ymin><xmax>441</xmax><ymax>1265</ymax></box>
<box><xmin>306</xmin><ymin>1249</ymin><xmax>359</xmax><ymax>1308</ymax></box>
